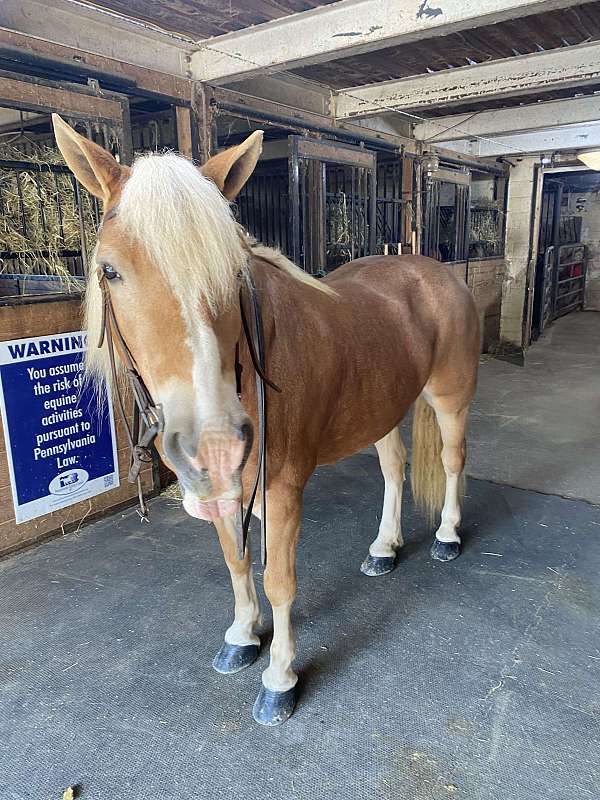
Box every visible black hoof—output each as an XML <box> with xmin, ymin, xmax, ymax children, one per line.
<box><xmin>360</xmin><ymin>554</ymin><xmax>396</xmax><ymax>576</ymax></box>
<box><xmin>430</xmin><ymin>539</ymin><xmax>461</xmax><ymax>562</ymax></box>
<box><xmin>252</xmin><ymin>684</ymin><xmax>297</xmax><ymax>726</ymax></box>
<box><xmin>212</xmin><ymin>642</ymin><xmax>260</xmax><ymax>675</ymax></box>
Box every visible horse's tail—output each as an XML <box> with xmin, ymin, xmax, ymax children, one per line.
<box><xmin>411</xmin><ymin>396</ymin><xmax>446</xmax><ymax>525</ymax></box>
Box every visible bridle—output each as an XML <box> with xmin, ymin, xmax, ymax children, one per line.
<box><xmin>96</xmin><ymin>213</ymin><xmax>280</xmax><ymax>566</ymax></box>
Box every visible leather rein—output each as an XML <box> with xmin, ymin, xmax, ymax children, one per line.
<box><xmin>96</xmin><ymin>221</ymin><xmax>279</xmax><ymax>567</ymax></box>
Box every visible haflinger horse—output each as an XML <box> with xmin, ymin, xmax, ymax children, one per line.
<box><xmin>53</xmin><ymin>114</ymin><xmax>480</xmax><ymax>726</ymax></box>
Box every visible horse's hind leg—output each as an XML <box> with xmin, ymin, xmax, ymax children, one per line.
<box><xmin>361</xmin><ymin>427</ymin><xmax>406</xmax><ymax>576</ymax></box>
<box><xmin>426</xmin><ymin>396</ymin><xmax>469</xmax><ymax>562</ymax></box>
<box><xmin>212</xmin><ymin>517</ymin><xmax>261</xmax><ymax>674</ymax></box>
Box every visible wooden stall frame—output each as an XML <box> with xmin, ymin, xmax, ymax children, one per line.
<box><xmin>0</xmin><ymin>27</ymin><xmax>192</xmax><ymax>104</ymax></box>
<box><xmin>288</xmin><ymin>135</ymin><xmax>377</xmax><ymax>269</ymax></box>
<box><xmin>0</xmin><ymin>67</ymin><xmax>133</xmax><ymax>162</ymax></box>
<box><xmin>0</xmin><ymin>72</ymin><xmax>151</xmax><ymax>556</ymax></box>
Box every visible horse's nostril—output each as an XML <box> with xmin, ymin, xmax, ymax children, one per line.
<box><xmin>164</xmin><ymin>430</ymin><xmax>195</xmax><ymax>466</ymax></box>
<box><xmin>178</xmin><ymin>433</ymin><xmax>197</xmax><ymax>461</ymax></box>
<box><xmin>239</xmin><ymin>421</ymin><xmax>254</xmax><ymax>469</ymax></box>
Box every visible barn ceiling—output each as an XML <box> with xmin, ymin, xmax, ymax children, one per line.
<box><xmin>83</xmin><ymin>0</ymin><xmax>338</xmax><ymax>39</ymax></box>
<box><xmin>85</xmin><ymin>1</ymin><xmax>600</xmax><ymax>86</ymax></box>
<box><xmin>292</xmin><ymin>2</ymin><xmax>600</xmax><ymax>88</ymax></box>
<box><xmin>82</xmin><ymin>0</ymin><xmax>600</xmax><ymax>118</ymax></box>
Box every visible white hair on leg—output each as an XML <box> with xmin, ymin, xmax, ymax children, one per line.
<box><xmin>369</xmin><ymin>427</ymin><xmax>407</xmax><ymax>558</ymax></box>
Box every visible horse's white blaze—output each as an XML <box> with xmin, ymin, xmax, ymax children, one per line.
<box><xmin>188</xmin><ymin>324</ymin><xmax>243</xmax><ymax>427</ymax></box>
<box><xmin>262</xmin><ymin>601</ymin><xmax>297</xmax><ymax>692</ymax></box>
<box><xmin>369</xmin><ymin>428</ymin><xmax>406</xmax><ymax>558</ymax></box>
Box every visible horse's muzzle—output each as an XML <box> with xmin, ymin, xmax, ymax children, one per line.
<box><xmin>165</xmin><ymin>420</ymin><xmax>253</xmax><ymax>519</ymax></box>
<box><xmin>183</xmin><ymin>495</ymin><xmax>240</xmax><ymax>521</ymax></box>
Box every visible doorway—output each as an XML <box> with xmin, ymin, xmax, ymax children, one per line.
<box><xmin>531</xmin><ymin>171</ymin><xmax>592</xmax><ymax>340</ymax></box>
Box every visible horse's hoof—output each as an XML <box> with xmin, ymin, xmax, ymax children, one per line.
<box><xmin>212</xmin><ymin>642</ymin><xmax>260</xmax><ymax>675</ymax></box>
<box><xmin>360</xmin><ymin>554</ymin><xmax>396</xmax><ymax>576</ymax></box>
<box><xmin>430</xmin><ymin>539</ymin><xmax>461</xmax><ymax>562</ymax></box>
<box><xmin>252</xmin><ymin>685</ymin><xmax>297</xmax><ymax>726</ymax></box>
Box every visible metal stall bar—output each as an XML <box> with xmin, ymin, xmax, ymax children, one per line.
<box><xmin>288</xmin><ymin>136</ymin><xmax>377</xmax><ymax>274</ymax></box>
<box><xmin>0</xmin><ymin>70</ymin><xmax>132</xmax><ymax>293</ymax></box>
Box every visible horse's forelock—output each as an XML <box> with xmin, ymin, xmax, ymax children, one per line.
<box><xmin>117</xmin><ymin>152</ymin><xmax>247</xmax><ymax>319</ymax></box>
<box><xmin>83</xmin><ymin>151</ymin><xmax>248</xmax><ymax>382</ymax></box>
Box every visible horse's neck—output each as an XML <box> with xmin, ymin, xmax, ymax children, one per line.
<box><xmin>249</xmin><ymin>253</ymin><xmax>326</xmax><ymax>333</ymax></box>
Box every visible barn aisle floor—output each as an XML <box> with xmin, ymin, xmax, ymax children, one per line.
<box><xmin>1</xmin><ymin>452</ymin><xmax>599</xmax><ymax>800</ymax></box>
<box><xmin>470</xmin><ymin>311</ymin><xmax>600</xmax><ymax>505</ymax></box>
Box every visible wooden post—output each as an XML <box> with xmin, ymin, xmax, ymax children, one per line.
<box><xmin>176</xmin><ymin>106</ymin><xmax>193</xmax><ymax>159</ymax></box>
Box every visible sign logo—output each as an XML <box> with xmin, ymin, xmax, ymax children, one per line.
<box><xmin>49</xmin><ymin>468</ymin><xmax>90</xmax><ymax>496</ymax></box>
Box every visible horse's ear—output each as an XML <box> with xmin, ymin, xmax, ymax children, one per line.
<box><xmin>52</xmin><ymin>114</ymin><xmax>126</xmax><ymax>202</ymax></box>
<box><xmin>201</xmin><ymin>130</ymin><xmax>263</xmax><ymax>200</ymax></box>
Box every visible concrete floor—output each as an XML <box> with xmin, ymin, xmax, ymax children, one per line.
<box><xmin>1</xmin><ymin>458</ymin><xmax>599</xmax><ymax>800</ymax></box>
<box><xmin>0</xmin><ymin>310</ymin><xmax>599</xmax><ymax>800</ymax></box>
<box><xmin>469</xmin><ymin>311</ymin><xmax>600</xmax><ymax>504</ymax></box>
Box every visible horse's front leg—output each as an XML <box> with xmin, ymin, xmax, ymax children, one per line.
<box><xmin>212</xmin><ymin>516</ymin><xmax>261</xmax><ymax>674</ymax></box>
<box><xmin>252</xmin><ymin>485</ymin><xmax>302</xmax><ymax>726</ymax></box>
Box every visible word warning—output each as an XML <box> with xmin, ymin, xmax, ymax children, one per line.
<box><xmin>0</xmin><ymin>331</ymin><xmax>119</xmax><ymax>523</ymax></box>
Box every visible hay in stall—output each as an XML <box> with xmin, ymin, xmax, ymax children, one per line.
<box><xmin>469</xmin><ymin>199</ymin><xmax>504</xmax><ymax>257</ymax></box>
<box><xmin>161</xmin><ymin>481</ymin><xmax>183</xmax><ymax>504</ymax></box>
<box><xmin>326</xmin><ymin>191</ymin><xmax>352</xmax><ymax>267</ymax></box>
<box><xmin>0</xmin><ymin>142</ymin><xmax>97</xmax><ymax>287</ymax></box>
<box><xmin>326</xmin><ymin>190</ymin><xmax>368</xmax><ymax>268</ymax></box>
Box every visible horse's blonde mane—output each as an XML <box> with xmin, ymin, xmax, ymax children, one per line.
<box><xmin>84</xmin><ymin>151</ymin><xmax>334</xmax><ymax>382</ymax></box>
<box><xmin>119</xmin><ymin>152</ymin><xmax>248</xmax><ymax>317</ymax></box>
<box><xmin>247</xmin><ymin>239</ymin><xmax>336</xmax><ymax>297</ymax></box>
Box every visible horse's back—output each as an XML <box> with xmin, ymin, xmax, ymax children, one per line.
<box><xmin>325</xmin><ymin>254</ymin><xmax>478</xmax><ymax>344</ymax></box>
<box><xmin>291</xmin><ymin>255</ymin><xmax>480</xmax><ymax>461</ymax></box>
<box><xmin>323</xmin><ymin>254</ymin><xmax>480</xmax><ymax>403</ymax></box>
<box><xmin>324</xmin><ymin>255</ymin><xmax>474</xmax><ymax>315</ymax></box>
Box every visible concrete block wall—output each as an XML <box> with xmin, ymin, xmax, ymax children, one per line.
<box><xmin>500</xmin><ymin>157</ymin><xmax>541</xmax><ymax>348</ymax></box>
<box><xmin>468</xmin><ymin>258</ymin><xmax>505</xmax><ymax>350</ymax></box>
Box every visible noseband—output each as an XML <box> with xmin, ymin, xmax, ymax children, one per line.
<box><xmin>96</xmin><ymin>215</ymin><xmax>279</xmax><ymax>566</ymax></box>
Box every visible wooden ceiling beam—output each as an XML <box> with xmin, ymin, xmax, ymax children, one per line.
<box><xmin>335</xmin><ymin>41</ymin><xmax>600</xmax><ymax>119</ymax></box>
<box><xmin>0</xmin><ymin>28</ymin><xmax>193</xmax><ymax>101</ymax></box>
<box><xmin>0</xmin><ymin>0</ymin><xmax>191</xmax><ymax>80</ymax></box>
<box><xmin>436</xmin><ymin>121</ymin><xmax>600</xmax><ymax>156</ymax></box>
<box><xmin>191</xmin><ymin>0</ymin><xmax>585</xmax><ymax>84</ymax></box>
<box><xmin>413</xmin><ymin>95</ymin><xmax>600</xmax><ymax>142</ymax></box>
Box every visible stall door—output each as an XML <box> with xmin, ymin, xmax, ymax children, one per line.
<box><xmin>0</xmin><ymin>71</ymin><xmax>131</xmax><ymax>285</ymax></box>
<box><xmin>532</xmin><ymin>181</ymin><xmax>586</xmax><ymax>339</ymax></box>
<box><xmin>422</xmin><ymin>168</ymin><xmax>469</xmax><ymax>264</ymax></box>
<box><xmin>288</xmin><ymin>136</ymin><xmax>377</xmax><ymax>275</ymax></box>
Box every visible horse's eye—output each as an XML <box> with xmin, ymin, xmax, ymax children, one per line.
<box><xmin>102</xmin><ymin>263</ymin><xmax>121</xmax><ymax>281</ymax></box>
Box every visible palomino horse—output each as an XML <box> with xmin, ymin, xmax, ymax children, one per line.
<box><xmin>53</xmin><ymin>115</ymin><xmax>480</xmax><ymax>726</ymax></box>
